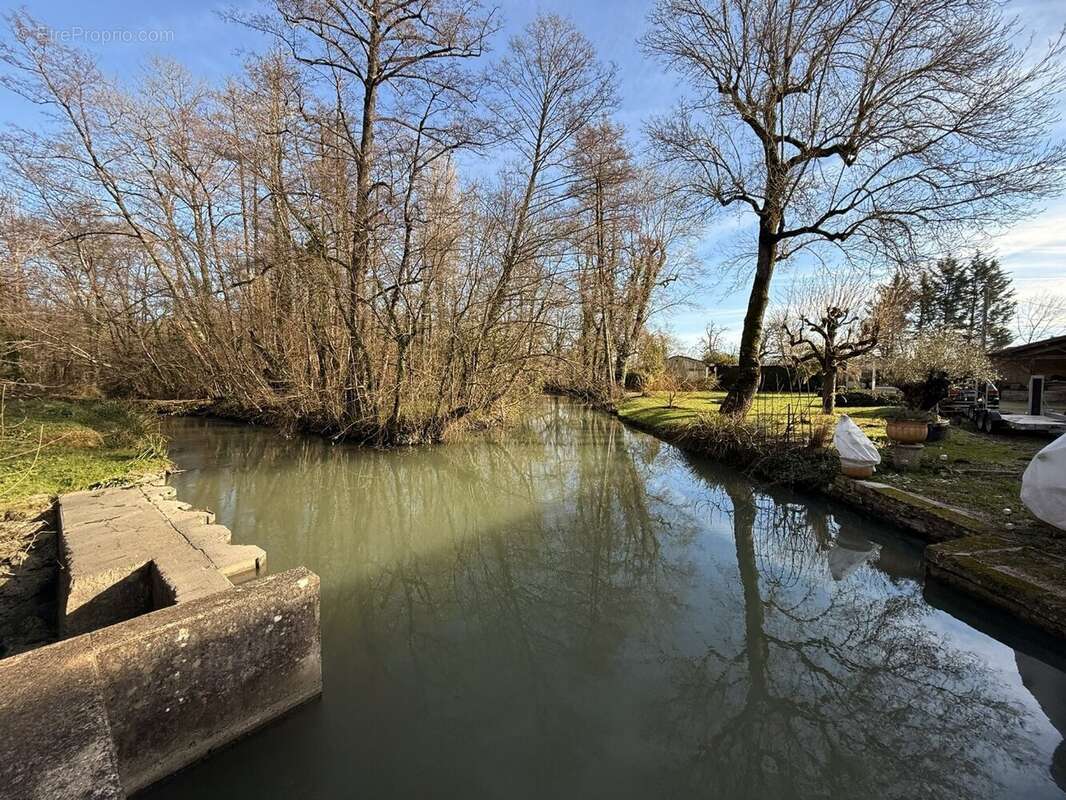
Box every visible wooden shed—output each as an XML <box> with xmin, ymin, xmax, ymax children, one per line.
<box><xmin>988</xmin><ymin>335</ymin><xmax>1066</xmax><ymax>415</ymax></box>
<box><xmin>666</xmin><ymin>355</ymin><xmax>710</xmax><ymax>383</ymax></box>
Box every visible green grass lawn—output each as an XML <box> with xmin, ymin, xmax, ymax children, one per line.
<box><xmin>0</xmin><ymin>397</ymin><xmax>170</xmax><ymax>518</ymax></box>
<box><xmin>618</xmin><ymin>391</ymin><xmax>1057</xmax><ymax>536</ymax></box>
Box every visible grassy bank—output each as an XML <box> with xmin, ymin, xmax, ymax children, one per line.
<box><xmin>1</xmin><ymin>397</ymin><xmax>170</xmax><ymax>518</ymax></box>
<box><xmin>1</xmin><ymin>397</ymin><xmax>170</xmax><ymax>654</ymax></box>
<box><xmin>618</xmin><ymin>391</ymin><xmax>1057</xmax><ymax>536</ymax></box>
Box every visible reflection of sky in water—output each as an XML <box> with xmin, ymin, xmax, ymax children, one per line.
<box><xmin>148</xmin><ymin>401</ymin><xmax>1066</xmax><ymax>800</ymax></box>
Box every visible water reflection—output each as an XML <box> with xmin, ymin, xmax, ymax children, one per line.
<box><xmin>1018</xmin><ymin>653</ymin><xmax>1066</xmax><ymax>790</ymax></box>
<box><xmin>658</xmin><ymin>469</ymin><xmax>1040</xmax><ymax>798</ymax></box>
<box><xmin>147</xmin><ymin>400</ymin><xmax>1065</xmax><ymax>800</ymax></box>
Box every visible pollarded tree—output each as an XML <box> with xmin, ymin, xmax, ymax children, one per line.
<box><xmin>781</xmin><ymin>279</ymin><xmax>879</xmax><ymax>414</ymax></box>
<box><xmin>644</xmin><ymin>0</ymin><xmax>1066</xmax><ymax>417</ymax></box>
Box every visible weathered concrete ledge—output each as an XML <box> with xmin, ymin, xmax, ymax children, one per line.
<box><xmin>59</xmin><ymin>480</ymin><xmax>266</xmax><ymax>637</ymax></box>
<box><xmin>826</xmin><ymin>476</ymin><xmax>990</xmax><ymax>543</ymax></box>
<box><xmin>927</xmin><ymin>535</ymin><xmax>1066</xmax><ymax>641</ymax></box>
<box><xmin>828</xmin><ymin>475</ymin><xmax>1066</xmax><ymax>640</ymax></box>
<box><xmin>0</xmin><ymin>567</ymin><xmax>322</xmax><ymax>799</ymax></box>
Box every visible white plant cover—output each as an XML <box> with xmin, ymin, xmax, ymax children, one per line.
<box><xmin>1021</xmin><ymin>434</ymin><xmax>1066</xmax><ymax>531</ymax></box>
<box><xmin>834</xmin><ymin>415</ymin><xmax>881</xmax><ymax>466</ymax></box>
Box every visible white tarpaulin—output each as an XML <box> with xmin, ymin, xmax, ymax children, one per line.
<box><xmin>1022</xmin><ymin>434</ymin><xmax>1066</xmax><ymax>531</ymax></box>
<box><xmin>834</xmin><ymin>415</ymin><xmax>881</xmax><ymax>466</ymax></box>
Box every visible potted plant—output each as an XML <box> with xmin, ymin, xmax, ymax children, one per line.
<box><xmin>883</xmin><ymin>407</ymin><xmax>932</xmax><ymax>444</ymax></box>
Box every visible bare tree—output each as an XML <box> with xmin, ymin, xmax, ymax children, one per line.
<box><xmin>644</xmin><ymin>0</ymin><xmax>1066</xmax><ymax>417</ymax></box>
<box><xmin>783</xmin><ymin>303</ymin><xmax>879</xmax><ymax>414</ymax></box>
<box><xmin>700</xmin><ymin>321</ymin><xmax>733</xmax><ymax>366</ymax></box>
<box><xmin>866</xmin><ymin>273</ymin><xmax>914</xmax><ymax>364</ymax></box>
<box><xmin>1013</xmin><ymin>294</ymin><xmax>1066</xmax><ymax>344</ymax></box>
<box><xmin>233</xmin><ymin>0</ymin><xmax>497</xmax><ymax>424</ymax></box>
<box><xmin>564</xmin><ymin>120</ymin><xmax>694</xmax><ymax>400</ymax></box>
<box><xmin>0</xmin><ymin>9</ymin><xmax>622</xmax><ymax>442</ymax></box>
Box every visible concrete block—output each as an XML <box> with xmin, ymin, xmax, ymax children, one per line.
<box><xmin>201</xmin><ymin>542</ymin><xmax>267</xmax><ymax>584</ymax></box>
<box><xmin>0</xmin><ymin>636</ymin><xmax>123</xmax><ymax>800</ymax></box>
<box><xmin>57</xmin><ymin>482</ymin><xmax>269</xmax><ymax>637</ymax></box>
<box><xmin>0</xmin><ymin>568</ymin><xmax>322</xmax><ymax>799</ymax></box>
<box><xmin>183</xmin><ymin>523</ymin><xmax>233</xmax><ymax>546</ymax></box>
<box><xmin>92</xmin><ymin>568</ymin><xmax>322</xmax><ymax>794</ymax></box>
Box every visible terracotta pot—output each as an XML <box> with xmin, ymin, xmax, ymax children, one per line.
<box><xmin>839</xmin><ymin>458</ymin><xmax>875</xmax><ymax>479</ymax></box>
<box><xmin>885</xmin><ymin>419</ymin><xmax>928</xmax><ymax>444</ymax></box>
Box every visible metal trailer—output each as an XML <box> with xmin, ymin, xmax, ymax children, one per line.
<box><xmin>946</xmin><ymin>377</ymin><xmax>1061</xmax><ymax>435</ymax></box>
<box><xmin>963</xmin><ymin>375</ymin><xmax>1066</xmax><ymax>435</ymax></box>
<box><xmin>967</xmin><ymin>406</ymin><xmax>1066</xmax><ymax>435</ymax></box>
<box><xmin>940</xmin><ymin>379</ymin><xmax>1000</xmax><ymax>418</ymax></box>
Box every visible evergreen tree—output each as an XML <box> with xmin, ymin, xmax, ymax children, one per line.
<box><xmin>963</xmin><ymin>252</ymin><xmax>1016</xmax><ymax>350</ymax></box>
<box><xmin>914</xmin><ymin>272</ymin><xmax>937</xmax><ymax>333</ymax></box>
<box><xmin>931</xmin><ymin>257</ymin><xmax>968</xmax><ymax>331</ymax></box>
<box><xmin>911</xmin><ymin>253</ymin><xmax>1016</xmax><ymax>349</ymax></box>
<box><xmin>913</xmin><ymin>258</ymin><xmax>965</xmax><ymax>332</ymax></box>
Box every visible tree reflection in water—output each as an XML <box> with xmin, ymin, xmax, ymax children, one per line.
<box><xmin>155</xmin><ymin>400</ymin><xmax>1064</xmax><ymax>800</ymax></box>
<box><xmin>656</xmin><ymin>470</ymin><xmax>1038</xmax><ymax>799</ymax></box>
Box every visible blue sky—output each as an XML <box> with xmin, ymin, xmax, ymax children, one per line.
<box><xmin>2</xmin><ymin>0</ymin><xmax>1065</xmax><ymax>351</ymax></box>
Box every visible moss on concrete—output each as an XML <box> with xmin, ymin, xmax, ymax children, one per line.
<box><xmin>927</xmin><ymin>534</ymin><xmax>1066</xmax><ymax>639</ymax></box>
<box><xmin>868</xmin><ymin>485</ymin><xmax>989</xmax><ymax>532</ymax></box>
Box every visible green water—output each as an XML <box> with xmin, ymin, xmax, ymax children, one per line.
<box><xmin>144</xmin><ymin>399</ymin><xmax>1066</xmax><ymax>799</ymax></box>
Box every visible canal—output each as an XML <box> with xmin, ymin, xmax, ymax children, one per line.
<box><xmin>145</xmin><ymin>399</ymin><xmax>1066</xmax><ymax>799</ymax></box>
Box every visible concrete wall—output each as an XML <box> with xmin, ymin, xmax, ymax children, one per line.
<box><xmin>827</xmin><ymin>476</ymin><xmax>990</xmax><ymax>543</ymax></box>
<box><xmin>0</xmin><ymin>567</ymin><xmax>321</xmax><ymax>799</ymax></box>
<box><xmin>57</xmin><ymin>482</ymin><xmax>266</xmax><ymax>639</ymax></box>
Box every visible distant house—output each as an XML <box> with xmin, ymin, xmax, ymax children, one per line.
<box><xmin>988</xmin><ymin>335</ymin><xmax>1066</xmax><ymax>415</ymax></box>
<box><xmin>666</xmin><ymin>355</ymin><xmax>710</xmax><ymax>383</ymax></box>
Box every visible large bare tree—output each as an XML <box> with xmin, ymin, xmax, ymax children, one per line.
<box><xmin>564</xmin><ymin>120</ymin><xmax>694</xmax><ymax>400</ymax></box>
<box><xmin>235</xmin><ymin>0</ymin><xmax>497</xmax><ymax>425</ymax></box>
<box><xmin>644</xmin><ymin>0</ymin><xmax>1066</xmax><ymax>417</ymax></box>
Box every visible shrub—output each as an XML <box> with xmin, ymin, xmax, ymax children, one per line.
<box><xmin>681</xmin><ymin>412</ymin><xmax>838</xmax><ymax>489</ymax></box>
<box><xmin>835</xmin><ymin>390</ymin><xmax>903</xmax><ymax>408</ymax></box>
<box><xmin>882</xmin><ymin>329</ymin><xmax>998</xmax><ymax>411</ymax></box>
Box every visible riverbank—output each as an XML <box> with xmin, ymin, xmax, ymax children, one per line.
<box><xmin>1</xmin><ymin>398</ymin><xmax>170</xmax><ymax>517</ymax></box>
<box><xmin>616</xmin><ymin>390</ymin><xmax>1066</xmax><ymax>640</ymax></box>
<box><xmin>618</xmin><ymin>390</ymin><xmax>1057</xmax><ymax>536</ymax></box>
<box><xmin>1</xmin><ymin>397</ymin><xmax>170</xmax><ymax>655</ymax></box>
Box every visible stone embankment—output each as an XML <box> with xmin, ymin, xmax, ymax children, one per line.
<box><xmin>829</xmin><ymin>475</ymin><xmax>1066</xmax><ymax>640</ymax></box>
<box><xmin>59</xmin><ymin>480</ymin><xmax>266</xmax><ymax>636</ymax></box>
<box><xmin>615</xmin><ymin>401</ymin><xmax>1066</xmax><ymax>643</ymax></box>
<box><xmin>0</xmin><ymin>478</ymin><xmax>322</xmax><ymax>799</ymax></box>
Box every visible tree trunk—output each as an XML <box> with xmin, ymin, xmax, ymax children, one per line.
<box><xmin>821</xmin><ymin>367</ymin><xmax>837</xmax><ymax>414</ymax></box>
<box><xmin>721</xmin><ymin>220</ymin><xmax>778</xmax><ymax>417</ymax></box>
<box><xmin>344</xmin><ymin>10</ymin><xmax>380</xmax><ymax>426</ymax></box>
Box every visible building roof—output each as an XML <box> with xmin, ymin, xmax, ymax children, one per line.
<box><xmin>666</xmin><ymin>354</ymin><xmax>706</xmax><ymax>366</ymax></box>
<box><xmin>988</xmin><ymin>335</ymin><xmax>1066</xmax><ymax>360</ymax></box>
